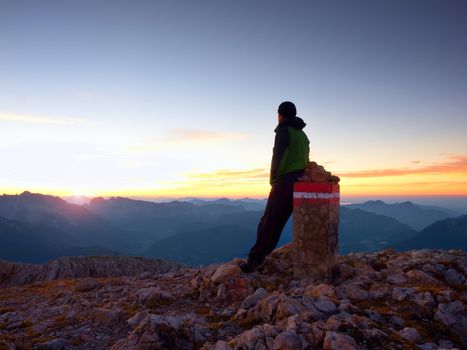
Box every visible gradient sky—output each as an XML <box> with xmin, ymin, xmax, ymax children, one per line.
<box><xmin>1</xmin><ymin>0</ymin><xmax>466</xmax><ymax>199</ymax></box>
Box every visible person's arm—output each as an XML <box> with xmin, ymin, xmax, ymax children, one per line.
<box><xmin>270</xmin><ymin>127</ymin><xmax>290</xmax><ymax>185</ymax></box>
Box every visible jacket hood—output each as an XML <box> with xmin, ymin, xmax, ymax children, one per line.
<box><xmin>274</xmin><ymin>116</ymin><xmax>306</xmax><ymax>132</ymax></box>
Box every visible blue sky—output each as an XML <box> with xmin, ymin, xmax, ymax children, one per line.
<box><xmin>1</xmin><ymin>0</ymin><xmax>466</xmax><ymax>198</ymax></box>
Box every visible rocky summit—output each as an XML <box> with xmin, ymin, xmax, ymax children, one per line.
<box><xmin>0</xmin><ymin>246</ymin><xmax>466</xmax><ymax>350</ymax></box>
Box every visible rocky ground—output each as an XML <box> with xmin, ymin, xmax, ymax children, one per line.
<box><xmin>0</xmin><ymin>245</ymin><xmax>466</xmax><ymax>350</ymax></box>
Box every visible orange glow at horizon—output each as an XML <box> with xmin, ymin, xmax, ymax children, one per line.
<box><xmin>1</xmin><ymin>174</ymin><xmax>466</xmax><ymax>200</ymax></box>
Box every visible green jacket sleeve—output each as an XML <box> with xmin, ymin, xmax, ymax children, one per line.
<box><xmin>270</xmin><ymin>126</ymin><xmax>290</xmax><ymax>185</ymax></box>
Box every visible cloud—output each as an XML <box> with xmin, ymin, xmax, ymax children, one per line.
<box><xmin>167</xmin><ymin>128</ymin><xmax>247</xmax><ymax>142</ymax></box>
<box><xmin>338</xmin><ymin>154</ymin><xmax>467</xmax><ymax>178</ymax></box>
<box><xmin>124</xmin><ymin>128</ymin><xmax>248</xmax><ymax>154</ymax></box>
<box><xmin>0</xmin><ymin>112</ymin><xmax>87</xmax><ymax>125</ymax></box>
<box><xmin>187</xmin><ymin>168</ymin><xmax>269</xmax><ymax>182</ymax></box>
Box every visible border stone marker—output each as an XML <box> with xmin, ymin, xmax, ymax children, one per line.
<box><xmin>292</xmin><ymin>163</ymin><xmax>340</xmax><ymax>280</ymax></box>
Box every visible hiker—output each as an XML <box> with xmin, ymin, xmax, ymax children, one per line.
<box><xmin>240</xmin><ymin>101</ymin><xmax>310</xmax><ymax>273</ymax></box>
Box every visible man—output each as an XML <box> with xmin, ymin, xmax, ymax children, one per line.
<box><xmin>240</xmin><ymin>101</ymin><xmax>310</xmax><ymax>273</ymax></box>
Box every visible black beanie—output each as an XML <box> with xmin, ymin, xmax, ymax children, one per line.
<box><xmin>278</xmin><ymin>101</ymin><xmax>297</xmax><ymax>119</ymax></box>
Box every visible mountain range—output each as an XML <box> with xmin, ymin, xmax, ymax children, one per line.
<box><xmin>0</xmin><ymin>191</ymin><xmax>465</xmax><ymax>265</ymax></box>
<box><xmin>345</xmin><ymin>199</ymin><xmax>460</xmax><ymax>230</ymax></box>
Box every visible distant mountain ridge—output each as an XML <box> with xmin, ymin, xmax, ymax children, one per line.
<box><xmin>143</xmin><ymin>224</ymin><xmax>256</xmax><ymax>266</ymax></box>
<box><xmin>0</xmin><ymin>191</ymin><xmax>134</xmax><ymax>252</ymax></box>
<box><xmin>338</xmin><ymin>207</ymin><xmax>417</xmax><ymax>254</ymax></box>
<box><xmin>345</xmin><ymin>199</ymin><xmax>459</xmax><ymax>230</ymax></box>
<box><xmin>395</xmin><ymin>214</ymin><xmax>467</xmax><ymax>251</ymax></box>
<box><xmin>0</xmin><ymin>192</ymin><xmax>464</xmax><ymax>266</ymax></box>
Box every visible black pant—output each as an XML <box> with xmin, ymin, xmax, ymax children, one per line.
<box><xmin>248</xmin><ymin>169</ymin><xmax>304</xmax><ymax>263</ymax></box>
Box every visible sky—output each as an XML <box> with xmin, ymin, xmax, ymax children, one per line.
<box><xmin>1</xmin><ymin>0</ymin><xmax>466</xmax><ymax>200</ymax></box>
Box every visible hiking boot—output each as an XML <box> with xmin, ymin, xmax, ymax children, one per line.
<box><xmin>239</xmin><ymin>258</ymin><xmax>263</xmax><ymax>273</ymax></box>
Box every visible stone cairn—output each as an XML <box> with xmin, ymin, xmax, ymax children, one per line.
<box><xmin>292</xmin><ymin>161</ymin><xmax>340</xmax><ymax>281</ymax></box>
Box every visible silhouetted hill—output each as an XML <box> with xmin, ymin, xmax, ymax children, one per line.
<box><xmin>0</xmin><ymin>216</ymin><xmax>120</xmax><ymax>263</ymax></box>
<box><xmin>346</xmin><ymin>200</ymin><xmax>458</xmax><ymax>230</ymax></box>
<box><xmin>143</xmin><ymin>224</ymin><xmax>255</xmax><ymax>266</ymax></box>
<box><xmin>143</xmin><ymin>208</ymin><xmax>418</xmax><ymax>264</ymax></box>
<box><xmin>0</xmin><ymin>192</ymin><xmax>133</xmax><ymax>252</ymax></box>
<box><xmin>0</xmin><ymin>216</ymin><xmax>79</xmax><ymax>263</ymax></box>
<box><xmin>394</xmin><ymin>214</ymin><xmax>467</xmax><ymax>251</ymax></box>
<box><xmin>86</xmin><ymin>196</ymin><xmax>245</xmax><ymax>249</ymax></box>
<box><xmin>339</xmin><ymin>207</ymin><xmax>417</xmax><ymax>253</ymax></box>
<box><xmin>2</xmin><ymin>192</ymin><xmax>461</xmax><ymax>265</ymax></box>
<box><xmin>186</xmin><ymin>197</ymin><xmax>267</xmax><ymax>211</ymax></box>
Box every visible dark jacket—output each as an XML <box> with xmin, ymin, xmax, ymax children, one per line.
<box><xmin>270</xmin><ymin>116</ymin><xmax>310</xmax><ymax>185</ymax></box>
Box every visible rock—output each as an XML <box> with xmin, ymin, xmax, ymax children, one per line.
<box><xmin>0</xmin><ymin>256</ymin><xmax>181</xmax><ymax>288</ymax></box>
<box><xmin>444</xmin><ymin>268</ymin><xmax>465</xmax><ymax>287</ymax></box>
<box><xmin>341</xmin><ymin>284</ymin><xmax>369</xmax><ymax>301</ymax></box>
<box><xmin>93</xmin><ymin>307</ymin><xmax>123</xmax><ymax>324</ymax></box>
<box><xmin>418</xmin><ymin>343</ymin><xmax>438</xmax><ymax>350</ymax></box>
<box><xmin>211</xmin><ymin>264</ymin><xmax>241</xmax><ymax>284</ymax></box>
<box><xmin>422</xmin><ymin>262</ymin><xmax>445</xmax><ymax>275</ymax></box>
<box><xmin>412</xmin><ymin>292</ymin><xmax>436</xmax><ymax>310</ymax></box>
<box><xmin>438</xmin><ymin>339</ymin><xmax>454</xmax><ymax>348</ymax></box>
<box><xmin>406</xmin><ymin>270</ymin><xmax>441</xmax><ymax>285</ymax></box>
<box><xmin>392</xmin><ymin>287</ymin><xmax>414</xmax><ymax>302</ymax></box>
<box><xmin>217</xmin><ymin>283</ymin><xmax>227</xmax><ymax>300</ymax></box>
<box><xmin>261</xmin><ymin>323</ymin><xmax>279</xmax><ymax>338</ymax></box>
<box><xmin>272</xmin><ymin>330</ymin><xmax>302</xmax><ymax>350</ymax></box>
<box><xmin>398</xmin><ymin>327</ymin><xmax>422</xmax><ymax>343</ymax></box>
<box><xmin>434</xmin><ymin>301</ymin><xmax>466</xmax><ymax>326</ymax></box>
<box><xmin>35</xmin><ymin>338</ymin><xmax>66</xmax><ymax>350</ymax></box>
<box><xmin>254</xmin><ymin>339</ymin><xmax>267</xmax><ymax>350</ymax></box>
<box><xmin>338</xmin><ymin>299</ymin><xmax>359</xmax><ymax>314</ymax></box>
<box><xmin>365</xmin><ymin>309</ymin><xmax>384</xmax><ymax>324</ymax></box>
<box><xmin>213</xmin><ymin>341</ymin><xmax>233</xmax><ymax>350</ymax></box>
<box><xmin>235</xmin><ymin>327</ymin><xmax>264</xmax><ymax>349</ymax></box>
<box><xmin>138</xmin><ymin>271</ymin><xmax>153</xmax><ymax>279</ymax></box>
<box><xmin>256</xmin><ymin>295</ymin><xmax>281</xmax><ymax>321</ymax></box>
<box><xmin>389</xmin><ymin>315</ymin><xmax>406</xmax><ymax>329</ymax></box>
<box><xmin>369</xmin><ymin>285</ymin><xmax>390</xmax><ymax>299</ymax></box>
<box><xmin>127</xmin><ymin>310</ymin><xmax>149</xmax><ymax>328</ymax></box>
<box><xmin>242</xmin><ymin>288</ymin><xmax>268</xmax><ymax>309</ymax></box>
<box><xmin>276</xmin><ymin>297</ymin><xmax>306</xmax><ymax>320</ymax></box>
<box><xmin>323</xmin><ymin>331</ymin><xmax>357</xmax><ymax>350</ymax></box>
<box><xmin>306</xmin><ymin>283</ymin><xmax>336</xmax><ymax>299</ymax></box>
<box><xmin>436</xmin><ymin>290</ymin><xmax>453</xmax><ymax>303</ymax></box>
<box><xmin>75</xmin><ymin>278</ymin><xmax>101</xmax><ymax>292</ymax></box>
<box><xmin>385</xmin><ymin>271</ymin><xmax>408</xmax><ymax>285</ymax></box>
<box><xmin>313</xmin><ymin>298</ymin><xmax>337</xmax><ymax>314</ymax></box>
<box><xmin>135</xmin><ymin>287</ymin><xmax>175</xmax><ymax>305</ymax></box>
<box><xmin>362</xmin><ymin>328</ymin><xmax>387</xmax><ymax>340</ymax></box>
<box><xmin>350</xmin><ymin>314</ymin><xmax>374</xmax><ymax>329</ymax></box>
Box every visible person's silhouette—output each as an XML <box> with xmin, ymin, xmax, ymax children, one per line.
<box><xmin>241</xmin><ymin>101</ymin><xmax>310</xmax><ymax>273</ymax></box>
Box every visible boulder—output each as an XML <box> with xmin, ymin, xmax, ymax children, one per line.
<box><xmin>272</xmin><ymin>330</ymin><xmax>302</xmax><ymax>350</ymax></box>
<box><xmin>135</xmin><ymin>287</ymin><xmax>175</xmax><ymax>305</ymax></box>
<box><xmin>75</xmin><ymin>278</ymin><xmax>101</xmax><ymax>292</ymax></box>
<box><xmin>276</xmin><ymin>297</ymin><xmax>306</xmax><ymax>320</ymax></box>
<box><xmin>242</xmin><ymin>288</ymin><xmax>268</xmax><ymax>309</ymax></box>
<box><xmin>323</xmin><ymin>331</ymin><xmax>357</xmax><ymax>350</ymax></box>
<box><xmin>35</xmin><ymin>338</ymin><xmax>66</xmax><ymax>350</ymax></box>
<box><xmin>434</xmin><ymin>301</ymin><xmax>466</xmax><ymax>327</ymax></box>
<box><xmin>444</xmin><ymin>269</ymin><xmax>465</xmax><ymax>287</ymax></box>
<box><xmin>127</xmin><ymin>310</ymin><xmax>150</xmax><ymax>328</ymax></box>
<box><xmin>398</xmin><ymin>327</ymin><xmax>422</xmax><ymax>343</ymax></box>
<box><xmin>213</xmin><ymin>341</ymin><xmax>233</xmax><ymax>350</ymax></box>
<box><xmin>93</xmin><ymin>307</ymin><xmax>123</xmax><ymax>325</ymax></box>
<box><xmin>211</xmin><ymin>264</ymin><xmax>241</xmax><ymax>284</ymax></box>
<box><xmin>406</xmin><ymin>270</ymin><xmax>441</xmax><ymax>285</ymax></box>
